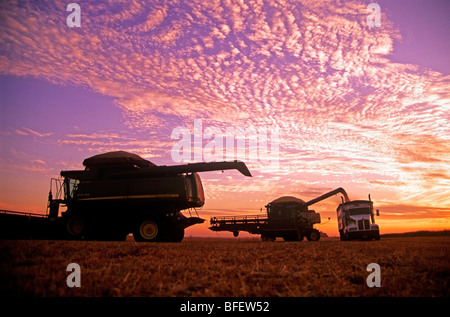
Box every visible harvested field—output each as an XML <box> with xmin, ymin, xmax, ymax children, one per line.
<box><xmin>1</xmin><ymin>237</ymin><xmax>449</xmax><ymax>297</ymax></box>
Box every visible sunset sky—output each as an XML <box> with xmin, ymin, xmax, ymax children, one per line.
<box><xmin>0</xmin><ymin>0</ymin><xmax>449</xmax><ymax>237</ymax></box>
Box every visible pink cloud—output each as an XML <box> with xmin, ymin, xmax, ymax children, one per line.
<box><xmin>0</xmin><ymin>0</ymin><xmax>449</xmax><ymax>220</ymax></box>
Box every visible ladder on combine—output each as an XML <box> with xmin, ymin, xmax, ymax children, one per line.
<box><xmin>46</xmin><ymin>178</ymin><xmax>65</xmax><ymax>221</ymax></box>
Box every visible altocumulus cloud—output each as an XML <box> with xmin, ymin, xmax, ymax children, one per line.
<box><xmin>0</xmin><ymin>0</ymin><xmax>449</xmax><ymax>211</ymax></box>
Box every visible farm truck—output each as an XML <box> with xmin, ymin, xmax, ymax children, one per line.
<box><xmin>209</xmin><ymin>187</ymin><xmax>380</xmax><ymax>241</ymax></box>
<box><xmin>337</xmin><ymin>195</ymin><xmax>380</xmax><ymax>241</ymax></box>
<box><xmin>0</xmin><ymin>151</ymin><xmax>252</xmax><ymax>242</ymax></box>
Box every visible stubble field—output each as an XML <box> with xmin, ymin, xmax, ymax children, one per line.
<box><xmin>0</xmin><ymin>236</ymin><xmax>449</xmax><ymax>297</ymax></box>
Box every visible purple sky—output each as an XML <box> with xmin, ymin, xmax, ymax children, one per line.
<box><xmin>378</xmin><ymin>0</ymin><xmax>450</xmax><ymax>74</ymax></box>
<box><xmin>0</xmin><ymin>0</ymin><xmax>449</xmax><ymax>236</ymax></box>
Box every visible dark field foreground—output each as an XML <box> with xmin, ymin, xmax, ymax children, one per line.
<box><xmin>0</xmin><ymin>237</ymin><xmax>449</xmax><ymax>297</ymax></box>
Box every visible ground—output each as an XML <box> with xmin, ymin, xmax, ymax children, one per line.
<box><xmin>0</xmin><ymin>236</ymin><xmax>449</xmax><ymax>297</ymax></box>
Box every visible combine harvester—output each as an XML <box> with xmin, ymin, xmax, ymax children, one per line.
<box><xmin>210</xmin><ymin>188</ymin><xmax>380</xmax><ymax>241</ymax></box>
<box><xmin>0</xmin><ymin>151</ymin><xmax>252</xmax><ymax>242</ymax></box>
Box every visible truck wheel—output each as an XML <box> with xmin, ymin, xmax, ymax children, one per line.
<box><xmin>307</xmin><ymin>229</ymin><xmax>320</xmax><ymax>241</ymax></box>
<box><xmin>134</xmin><ymin>220</ymin><xmax>159</xmax><ymax>242</ymax></box>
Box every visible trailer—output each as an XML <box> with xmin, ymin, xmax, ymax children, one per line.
<box><xmin>210</xmin><ymin>188</ymin><xmax>352</xmax><ymax>241</ymax></box>
<box><xmin>0</xmin><ymin>151</ymin><xmax>252</xmax><ymax>242</ymax></box>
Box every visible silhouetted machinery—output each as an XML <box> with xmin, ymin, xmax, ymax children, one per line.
<box><xmin>210</xmin><ymin>187</ymin><xmax>380</xmax><ymax>241</ymax></box>
<box><xmin>0</xmin><ymin>151</ymin><xmax>251</xmax><ymax>242</ymax></box>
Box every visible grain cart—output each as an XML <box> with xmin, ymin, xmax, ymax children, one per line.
<box><xmin>210</xmin><ymin>188</ymin><xmax>350</xmax><ymax>241</ymax></box>
<box><xmin>0</xmin><ymin>151</ymin><xmax>252</xmax><ymax>242</ymax></box>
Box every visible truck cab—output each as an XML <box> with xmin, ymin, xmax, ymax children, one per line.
<box><xmin>337</xmin><ymin>199</ymin><xmax>380</xmax><ymax>240</ymax></box>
